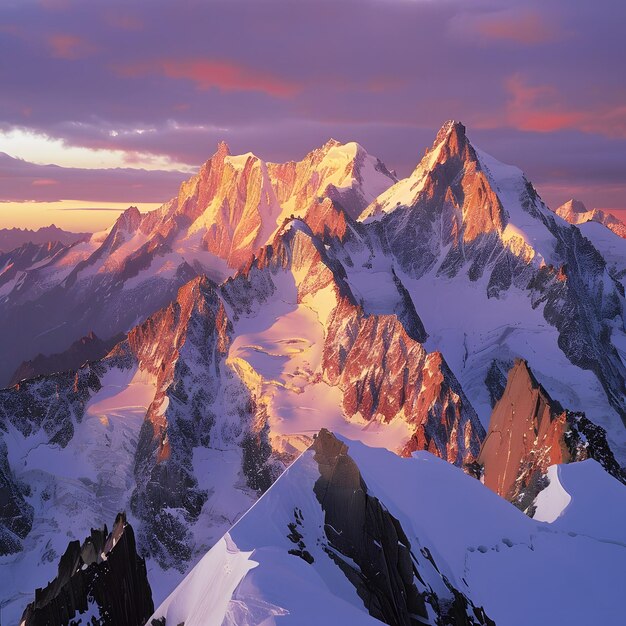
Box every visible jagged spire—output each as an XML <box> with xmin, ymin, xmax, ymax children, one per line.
<box><xmin>321</xmin><ymin>138</ymin><xmax>343</xmax><ymax>151</ymax></box>
<box><xmin>430</xmin><ymin>120</ymin><xmax>468</xmax><ymax>159</ymax></box>
<box><xmin>436</xmin><ymin>119</ymin><xmax>466</xmax><ymax>141</ymax></box>
<box><xmin>215</xmin><ymin>140</ymin><xmax>231</xmax><ymax>158</ymax></box>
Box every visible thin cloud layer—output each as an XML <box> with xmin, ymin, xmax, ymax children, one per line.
<box><xmin>0</xmin><ymin>152</ymin><xmax>186</xmax><ymax>203</ymax></box>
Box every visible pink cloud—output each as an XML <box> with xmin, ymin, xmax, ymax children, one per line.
<box><xmin>477</xmin><ymin>10</ymin><xmax>556</xmax><ymax>44</ymax></box>
<box><xmin>500</xmin><ymin>75</ymin><xmax>626</xmax><ymax>138</ymax></box>
<box><xmin>48</xmin><ymin>34</ymin><xmax>96</xmax><ymax>59</ymax></box>
<box><xmin>451</xmin><ymin>8</ymin><xmax>560</xmax><ymax>46</ymax></box>
<box><xmin>105</xmin><ymin>13</ymin><xmax>143</xmax><ymax>31</ymax></box>
<box><xmin>161</xmin><ymin>59</ymin><xmax>300</xmax><ymax>97</ymax></box>
<box><xmin>115</xmin><ymin>58</ymin><xmax>300</xmax><ymax>98</ymax></box>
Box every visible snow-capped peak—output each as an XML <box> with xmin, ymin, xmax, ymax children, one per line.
<box><xmin>360</xmin><ymin>120</ymin><xmax>561</xmax><ymax>264</ymax></box>
<box><xmin>319</xmin><ymin>137</ymin><xmax>344</xmax><ymax>151</ymax></box>
<box><xmin>555</xmin><ymin>199</ymin><xmax>626</xmax><ymax>239</ymax></box>
<box><xmin>560</xmin><ymin>198</ymin><xmax>589</xmax><ymax>215</ymax></box>
<box><xmin>358</xmin><ymin>120</ymin><xmax>471</xmax><ymax>221</ymax></box>
<box><xmin>112</xmin><ymin>205</ymin><xmax>142</xmax><ymax>233</ymax></box>
<box><xmin>433</xmin><ymin>119</ymin><xmax>466</xmax><ymax>150</ymax></box>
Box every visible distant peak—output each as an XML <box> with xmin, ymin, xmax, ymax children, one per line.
<box><xmin>562</xmin><ymin>199</ymin><xmax>588</xmax><ymax>214</ymax></box>
<box><xmin>555</xmin><ymin>198</ymin><xmax>626</xmax><ymax>238</ymax></box>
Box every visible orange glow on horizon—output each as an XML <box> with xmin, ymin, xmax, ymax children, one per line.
<box><xmin>0</xmin><ymin>200</ymin><xmax>162</xmax><ymax>233</ymax></box>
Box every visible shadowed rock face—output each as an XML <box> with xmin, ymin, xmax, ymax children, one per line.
<box><xmin>20</xmin><ymin>513</ymin><xmax>154</xmax><ymax>626</ymax></box>
<box><xmin>0</xmin><ymin>362</ymin><xmax>105</xmax><ymax>555</ymax></box>
<box><xmin>478</xmin><ymin>359</ymin><xmax>624</xmax><ymax>512</ymax></box>
<box><xmin>0</xmin><ymin>438</ymin><xmax>33</xmax><ymax>554</ymax></box>
<box><xmin>312</xmin><ymin>430</ymin><xmax>428</xmax><ymax>625</ymax></box>
<box><xmin>311</xmin><ymin>429</ymin><xmax>494</xmax><ymax>626</ymax></box>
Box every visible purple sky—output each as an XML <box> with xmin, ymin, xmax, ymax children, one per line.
<box><xmin>1</xmin><ymin>0</ymin><xmax>625</xmax><ymax>230</ymax></box>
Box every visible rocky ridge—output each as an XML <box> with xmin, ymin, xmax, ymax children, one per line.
<box><xmin>20</xmin><ymin>513</ymin><xmax>154</xmax><ymax>626</ymax></box>
<box><xmin>2</xmin><ymin>121</ymin><xmax>626</xmax><ymax>623</ymax></box>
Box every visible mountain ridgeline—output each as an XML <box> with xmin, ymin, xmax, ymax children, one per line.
<box><xmin>1</xmin><ymin>121</ymin><xmax>625</xmax><ymax>625</ymax></box>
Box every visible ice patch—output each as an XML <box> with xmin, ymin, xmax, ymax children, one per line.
<box><xmin>533</xmin><ymin>466</ymin><xmax>571</xmax><ymax>523</ymax></box>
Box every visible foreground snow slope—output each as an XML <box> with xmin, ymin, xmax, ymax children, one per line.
<box><xmin>152</xmin><ymin>431</ymin><xmax>626</xmax><ymax>626</ymax></box>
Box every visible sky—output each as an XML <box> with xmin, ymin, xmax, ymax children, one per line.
<box><xmin>1</xmin><ymin>0</ymin><xmax>625</xmax><ymax>232</ymax></box>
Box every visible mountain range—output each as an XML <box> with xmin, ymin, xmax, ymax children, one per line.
<box><xmin>0</xmin><ymin>225</ymin><xmax>89</xmax><ymax>253</ymax></box>
<box><xmin>1</xmin><ymin>121</ymin><xmax>625</xmax><ymax>626</ymax></box>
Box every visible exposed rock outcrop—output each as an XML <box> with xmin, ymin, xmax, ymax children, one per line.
<box><xmin>312</xmin><ymin>429</ymin><xmax>494</xmax><ymax>626</ymax></box>
<box><xmin>20</xmin><ymin>513</ymin><xmax>154</xmax><ymax>626</ymax></box>
<box><xmin>478</xmin><ymin>359</ymin><xmax>624</xmax><ymax>513</ymax></box>
<box><xmin>0</xmin><ymin>438</ymin><xmax>33</xmax><ymax>554</ymax></box>
<box><xmin>128</xmin><ymin>276</ymin><xmax>278</xmax><ymax>568</ymax></box>
<box><xmin>323</xmin><ymin>297</ymin><xmax>483</xmax><ymax>465</ymax></box>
